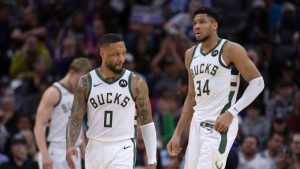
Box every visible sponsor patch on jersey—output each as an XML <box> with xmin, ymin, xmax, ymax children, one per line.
<box><xmin>212</xmin><ymin>50</ymin><xmax>219</xmax><ymax>57</ymax></box>
<box><xmin>119</xmin><ymin>79</ymin><xmax>128</xmax><ymax>87</ymax></box>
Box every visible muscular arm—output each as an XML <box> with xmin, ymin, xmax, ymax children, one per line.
<box><xmin>131</xmin><ymin>75</ymin><xmax>153</xmax><ymax>125</ymax></box>
<box><xmin>66</xmin><ymin>75</ymin><xmax>89</xmax><ymax>148</ymax></box>
<box><xmin>173</xmin><ymin>47</ymin><xmax>196</xmax><ymax>136</ymax></box>
<box><xmin>34</xmin><ymin>87</ymin><xmax>59</xmax><ymax>154</ymax></box>
<box><xmin>223</xmin><ymin>42</ymin><xmax>261</xmax><ymax>81</ymax></box>
<box><xmin>132</xmin><ymin>75</ymin><xmax>157</xmax><ymax>165</ymax></box>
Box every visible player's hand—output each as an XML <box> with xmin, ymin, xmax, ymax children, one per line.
<box><xmin>66</xmin><ymin>146</ymin><xmax>79</xmax><ymax>169</ymax></box>
<box><xmin>214</xmin><ymin>111</ymin><xmax>234</xmax><ymax>132</ymax></box>
<box><xmin>167</xmin><ymin>134</ymin><xmax>182</xmax><ymax>156</ymax></box>
<box><xmin>42</xmin><ymin>152</ymin><xmax>53</xmax><ymax>169</ymax></box>
<box><xmin>147</xmin><ymin>164</ymin><xmax>156</xmax><ymax>169</ymax></box>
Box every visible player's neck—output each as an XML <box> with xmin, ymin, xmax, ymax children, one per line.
<box><xmin>98</xmin><ymin>66</ymin><xmax>122</xmax><ymax>80</ymax></box>
<box><xmin>60</xmin><ymin>76</ymin><xmax>73</xmax><ymax>93</ymax></box>
<box><xmin>201</xmin><ymin>35</ymin><xmax>219</xmax><ymax>53</ymax></box>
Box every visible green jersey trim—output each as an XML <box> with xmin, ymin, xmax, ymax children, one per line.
<box><xmin>58</xmin><ymin>82</ymin><xmax>72</xmax><ymax>94</ymax></box>
<box><xmin>218</xmin><ymin>41</ymin><xmax>231</xmax><ymax>69</ymax></box>
<box><xmin>95</xmin><ymin>68</ymin><xmax>126</xmax><ymax>84</ymax></box>
<box><xmin>131</xmin><ymin>138</ymin><xmax>136</xmax><ymax>167</ymax></box>
<box><xmin>128</xmin><ymin>72</ymin><xmax>134</xmax><ymax>100</ymax></box>
<box><xmin>189</xmin><ymin>44</ymin><xmax>199</xmax><ymax>68</ymax></box>
<box><xmin>87</xmin><ymin>73</ymin><xmax>92</xmax><ymax>99</ymax></box>
<box><xmin>52</xmin><ymin>85</ymin><xmax>61</xmax><ymax>107</ymax></box>
<box><xmin>200</xmin><ymin>39</ymin><xmax>222</xmax><ymax>56</ymax></box>
<box><xmin>218</xmin><ymin>90</ymin><xmax>235</xmax><ymax>154</ymax></box>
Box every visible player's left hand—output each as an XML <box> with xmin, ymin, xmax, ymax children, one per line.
<box><xmin>147</xmin><ymin>164</ymin><xmax>156</xmax><ymax>169</ymax></box>
<box><xmin>66</xmin><ymin>146</ymin><xmax>79</xmax><ymax>169</ymax></box>
<box><xmin>214</xmin><ymin>111</ymin><xmax>234</xmax><ymax>132</ymax></box>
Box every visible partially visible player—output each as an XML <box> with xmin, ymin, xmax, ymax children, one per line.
<box><xmin>34</xmin><ymin>57</ymin><xmax>92</xmax><ymax>169</ymax></box>
<box><xmin>66</xmin><ymin>33</ymin><xmax>157</xmax><ymax>169</ymax></box>
<box><xmin>167</xmin><ymin>7</ymin><xmax>264</xmax><ymax>169</ymax></box>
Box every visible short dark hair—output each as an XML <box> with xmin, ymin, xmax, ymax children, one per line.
<box><xmin>193</xmin><ymin>7</ymin><xmax>221</xmax><ymax>24</ymax></box>
<box><xmin>242</xmin><ymin>135</ymin><xmax>260</xmax><ymax>147</ymax></box>
<box><xmin>100</xmin><ymin>33</ymin><xmax>123</xmax><ymax>48</ymax></box>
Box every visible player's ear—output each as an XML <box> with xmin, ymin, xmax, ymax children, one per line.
<box><xmin>212</xmin><ymin>21</ymin><xmax>218</xmax><ymax>31</ymax></box>
<box><xmin>100</xmin><ymin>47</ymin><xmax>105</xmax><ymax>59</ymax></box>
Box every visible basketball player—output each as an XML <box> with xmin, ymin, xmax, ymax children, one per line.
<box><xmin>167</xmin><ymin>7</ymin><xmax>265</xmax><ymax>169</ymax></box>
<box><xmin>66</xmin><ymin>33</ymin><xmax>157</xmax><ymax>169</ymax></box>
<box><xmin>34</xmin><ymin>58</ymin><xmax>92</xmax><ymax>169</ymax></box>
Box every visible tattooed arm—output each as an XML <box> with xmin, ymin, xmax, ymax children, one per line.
<box><xmin>66</xmin><ymin>75</ymin><xmax>89</xmax><ymax>169</ymax></box>
<box><xmin>131</xmin><ymin>74</ymin><xmax>153</xmax><ymax>125</ymax></box>
<box><xmin>131</xmin><ymin>74</ymin><xmax>157</xmax><ymax>167</ymax></box>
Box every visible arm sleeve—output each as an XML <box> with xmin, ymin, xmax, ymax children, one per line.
<box><xmin>140</xmin><ymin>122</ymin><xmax>157</xmax><ymax>165</ymax></box>
<box><xmin>228</xmin><ymin>76</ymin><xmax>265</xmax><ymax>117</ymax></box>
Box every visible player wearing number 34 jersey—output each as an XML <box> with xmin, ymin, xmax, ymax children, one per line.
<box><xmin>167</xmin><ymin>7</ymin><xmax>265</xmax><ymax>169</ymax></box>
<box><xmin>66</xmin><ymin>33</ymin><xmax>157</xmax><ymax>169</ymax></box>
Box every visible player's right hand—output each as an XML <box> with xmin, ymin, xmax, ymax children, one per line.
<box><xmin>66</xmin><ymin>146</ymin><xmax>78</xmax><ymax>169</ymax></box>
<box><xmin>167</xmin><ymin>134</ymin><xmax>182</xmax><ymax>156</ymax></box>
<box><xmin>42</xmin><ymin>152</ymin><xmax>53</xmax><ymax>169</ymax></box>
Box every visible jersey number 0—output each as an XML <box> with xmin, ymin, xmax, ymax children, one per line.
<box><xmin>104</xmin><ymin>111</ymin><xmax>113</xmax><ymax>127</ymax></box>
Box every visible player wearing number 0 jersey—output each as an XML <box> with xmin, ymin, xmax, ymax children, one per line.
<box><xmin>167</xmin><ymin>7</ymin><xmax>265</xmax><ymax>169</ymax></box>
<box><xmin>66</xmin><ymin>33</ymin><xmax>157</xmax><ymax>169</ymax></box>
<box><xmin>86</xmin><ymin>69</ymin><xmax>135</xmax><ymax>141</ymax></box>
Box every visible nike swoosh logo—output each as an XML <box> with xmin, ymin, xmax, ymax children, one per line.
<box><xmin>93</xmin><ymin>83</ymin><xmax>103</xmax><ymax>87</ymax></box>
<box><xmin>234</xmin><ymin>107</ymin><xmax>238</xmax><ymax>112</ymax></box>
<box><xmin>194</xmin><ymin>55</ymin><xmax>200</xmax><ymax>58</ymax></box>
<box><xmin>123</xmin><ymin>146</ymin><xmax>131</xmax><ymax>149</ymax></box>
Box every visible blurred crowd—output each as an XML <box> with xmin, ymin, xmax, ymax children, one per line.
<box><xmin>0</xmin><ymin>0</ymin><xmax>299</xmax><ymax>168</ymax></box>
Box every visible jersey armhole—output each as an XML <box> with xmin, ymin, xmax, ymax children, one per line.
<box><xmin>128</xmin><ymin>72</ymin><xmax>134</xmax><ymax>100</ymax></box>
<box><xmin>52</xmin><ymin>85</ymin><xmax>61</xmax><ymax>107</ymax></box>
<box><xmin>188</xmin><ymin>44</ymin><xmax>199</xmax><ymax>68</ymax></box>
<box><xmin>218</xmin><ymin>41</ymin><xmax>231</xmax><ymax>69</ymax></box>
<box><xmin>86</xmin><ymin>73</ymin><xmax>92</xmax><ymax>100</ymax></box>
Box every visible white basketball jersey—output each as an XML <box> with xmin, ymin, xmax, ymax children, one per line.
<box><xmin>47</xmin><ymin>82</ymin><xmax>82</xmax><ymax>146</ymax></box>
<box><xmin>189</xmin><ymin>39</ymin><xmax>240</xmax><ymax>120</ymax></box>
<box><xmin>86</xmin><ymin>69</ymin><xmax>136</xmax><ymax>142</ymax></box>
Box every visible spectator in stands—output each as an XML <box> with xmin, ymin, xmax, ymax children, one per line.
<box><xmin>266</xmin><ymin>80</ymin><xmax>295</xmax><ymax>120</ymax></box>
<box><xmin>0</xmin><ymin>110</ymin><xmax>9</xmax><ymax>153</ymax></box>
<box><xmin>270</xmin><ymin>145</ymin><xmax>294</xmax><ymax>169</ymax></box>
<box><xmin>11</xmin><ymin>7</ymin><xmax>46</xmax><ymax>45</ymax></box>
<box><xmin>276</xmin><ymin>2</ymin><xmax>299</xmax><ymax>45</ymax></box>
<box><xmin>1</xmin><ymin>95</ymin><xmax>18</xmax><ymax>135</ymax></box>
<box><xmin>260</xmin><ymin>133</ymin><xmax>285</xmax><ymax>164</ymax></box>
<box><xmin>238</xmin><ymin>135</ymin><xmax>272</xmax><ymax>169</ymax></box>
<box><xmin>242</xmin><ymin>102</ymin><xmax>270</xmax><ymax>146</ymax></box>
<box><xmin>269</xmin><ymin>115</ymin><xmax>289</xmax><ymax>139</ymax></box>
<box><xmin>0</xmin><ymin>133</ymin><xmax>38</xmax><ymax>169</ymax></box>
<box><xmin>9</xmin><ymin>35</ymin><xmax>51</xmax><ymax>79</ymax></box>
<box><xmin>291</xmin><ymin>133</ymin><xmax>300</xmax><ymax>169</ymax></box>
<box><xmin>287</xmin><ymin>93</ymin><xmax>300</xmax><ymax>133</ymax></box>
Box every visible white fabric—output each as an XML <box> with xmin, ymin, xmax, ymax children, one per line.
<box><xmin>47</xmin><ymin>82</ymin><xmax>82</xmax><ymax>146</ymax></box>
<box><xmin>228</xmin><ymin>76</ymin><xmax>264</xmax><ymax>117</ymax></box>
<box><xmin>85</xmin><ymin>139</ymin><xmax>135</xmax><ymax>169</ymax></box>
<box><xmin>185</xmin><ymin>117</ymin><xmax>238</xmax><ymax>169</ymax></box>
<box><xmin>86</xmin><ymin>69</ymin><xmax>136</xmax><ymax>142</ymax></box>
<box><xmin>140</xmin><ymin>122</ymin><xmax>157</xmax><ymax>165</ymax></box>
<box><xmin>190</xmin><ymin>39</ymin><xmax>240</xmax><ymax>120</ymax></box>
<box><xmin>37</xmin><ymin>146</ymin><xmax>81</xmax><ymax>169</ymax></box>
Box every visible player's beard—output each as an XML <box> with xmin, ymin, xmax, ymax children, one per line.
<box><xmin>107</xmin><ymin>64</ymin><xmax>123</xmax><ymax>74</ymax></box>
<box><xmin>197</xmin><ymin>34</ymin><xmax>210</xmax><ymax>43</ymax></box>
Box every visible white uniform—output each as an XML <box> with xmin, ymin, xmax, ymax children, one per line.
<box><xmin>185</xmin><ymin>39</ymin><xmax>239</xmax><ymax>169</ymax></box>
<box><xmin>85</xmin><ymin>69</ymin><xmax>136</xmax><ymax>169</ymax></box>
<box><xmin>38</xmin><ymin>82</ymin><xmax>82</xmax><ymax>169</ymax></box>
